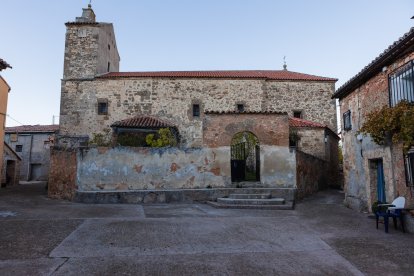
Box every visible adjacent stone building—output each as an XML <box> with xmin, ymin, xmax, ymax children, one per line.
<box><xmin>51</xmin><ymin>5</ymin><xmax>339</xmax><ymax>202</ymax></box>
<box><xmin>333</xmin><ymin>27</ymin><xmax>414</xmax><ymax>229</ymax></box>
<box><xmin>5</xmin><ymin>125</ymin><xmax>59</xmax><ymax>181</ymax></box>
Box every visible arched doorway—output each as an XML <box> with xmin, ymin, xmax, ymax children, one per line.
<box><xmin>231</xmin><ymin>131</ymin><xmax>260</xmax><ymax>182</ymax></box>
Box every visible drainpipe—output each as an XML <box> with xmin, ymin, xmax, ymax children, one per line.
<box><xmin>27</xmin><ymin>134</ymin><xmax>33</xmax><ymax>181</ymax></box>
<box><xmin>389</xmin><ymin>142</ymin><xmax>397</xmax><ymax>198</ymax></box>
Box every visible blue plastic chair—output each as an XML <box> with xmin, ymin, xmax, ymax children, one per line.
<box><xmin>375</xmin><ymin>197</ymin><xmax>406</xmax><ymax>233</ymax></box>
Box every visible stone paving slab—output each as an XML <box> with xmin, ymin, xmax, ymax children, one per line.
<box><xmin>0</xmin><ymin>204</ymin><xmax>145</xmax><ymax>220</ymax></box>
<box><xmin>53</xmin><ymin>251</ymin><xmax>363</xmax><ymax>276</ymax></box>
<box><xmin>0</xmin><ymin>220</ymin><xmax>82</xmax><ymax>260</ymax></box>
<box><xmin>50</xmin><ymin>216</ymin><xmax>330</xmax><ymax>258</ymax></box>
<box><xmin>0</xmin><ymin>258</ymin><xmax>67</xmax><ymax>276</ymax></box>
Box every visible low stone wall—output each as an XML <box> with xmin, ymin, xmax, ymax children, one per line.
<box><xmin>296</xmin><ymin>150</ymin><xmax>327</xmax><ymax>200</ymax></box>
<box><xmin>74</xmin><ymin>188</ymin><xmax>296</xmax><ymax>204</ymax></box>
<box><xmin>77</xmin><ymin>145</ymin><xmax>295</xmax><ymax>191</ymax></box>
<box><xmin>48</xmin><ymin>147</ymin><xmax>78</xmax><ymax>200</ymax></box>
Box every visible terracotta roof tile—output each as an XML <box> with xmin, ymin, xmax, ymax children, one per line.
<box><xmin>98</xmin><ymin>70</ymin><xmax>337</xmax><ymax>82</ymax></box>
<box><xmin>289</xmin><ymin>117</ymin><xmax>326</xmax><ymax>128</ymax></box>
<box><xmin>334</xmin><ymin>27</ymin><xmax>414</xmax><ymax>99</ymax></box>
<box><xmin>5</xmin><ymin>124</ymin><xmax>59</xmax><ymax>133</ymax></box>
<box><xmin>0</xmin><ymin>58</ymin><xmax>12</xmax><ymax>71</ymax></box>
<box><xmin>111</xmin><ymin>116</ymin><xmax>175</xmax><ymax>128</ymax></box>
<box><xmin>204</xmin><ymin>110</ymin><xmax>287</xmax><ymax>115</ymax></box>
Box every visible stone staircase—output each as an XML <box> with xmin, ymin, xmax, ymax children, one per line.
<box><xmin>207</xmin><ymin>191</ymin><xmax>294</xmax><ymax>210</ymax></box>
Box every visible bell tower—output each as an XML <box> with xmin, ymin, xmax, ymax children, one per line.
<box><xmin>63</xmin><ymin>4</ymin><xmax>120</xmax><ymax>80</ymax></box>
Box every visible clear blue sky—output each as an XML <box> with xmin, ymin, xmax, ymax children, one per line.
<box><xmin>0</xmin><ymin>0</ymin><xmax>412</xmax><ymax>126</ymax></box>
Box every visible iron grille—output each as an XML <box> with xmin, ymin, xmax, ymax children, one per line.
<box><xmin>389</xmin><ymin>60</ymin><xmax>414</xmax><ymax>107</ymax></box>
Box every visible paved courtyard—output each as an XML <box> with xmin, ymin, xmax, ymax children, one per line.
<box><xmin>0</xmin><ymin>183</ymin><xmax>413</xmax><ymax>275</ymax></box>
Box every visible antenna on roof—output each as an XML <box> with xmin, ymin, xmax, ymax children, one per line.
<box><xmin>283</xmin><ymin>56</ymin><xmax>288</xmax><ymax>71</ymax></box>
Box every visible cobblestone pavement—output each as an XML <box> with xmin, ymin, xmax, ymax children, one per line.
<box><xmin>0</xmin><ymin>183</ymin><xmax>413</xmax><ymax>275</ymax></box>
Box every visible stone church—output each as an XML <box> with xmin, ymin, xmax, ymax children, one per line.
<box><xmin>50</xmin><ymin>4</ymin><xmax>339</xmax><ymax>205</ymax></box>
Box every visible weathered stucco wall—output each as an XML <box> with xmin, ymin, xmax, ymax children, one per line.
<box><xmin>60</xmin><ymin>78</ymin><xmax>335</xmax><ymax>148</ymax></box>
<box><xmin>76</xmin><ymin>145</ymin><xmax>296</xmax><ymax>191</ymax></box>
<box><xmin>340</xmin><ymin>51</ymin><xmax>414</xmax><ymax>211</ymax></box>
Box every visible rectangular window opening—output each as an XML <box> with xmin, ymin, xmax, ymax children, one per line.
<box><xmin>15</xmin><ymin>145</ymin><xmax>23</xmax><ymax>152</ymax></box>
<box><xmin>343</xmin><ymin>110</ymin><xmax>352</xmax><ymax>131</ymax></box>
<box><xmin>389</xmin><ymin>60</ymin><xmax>414</xmax><ymax>106</ymax></box>
<box><xmin>98</xmin><ymin>101</ymin><xmax>108</xmax><ymax>115</ymax></box>
<box><xmin>293</xmin><ymin>111</ymin><xmax>302</xmax><ymax>118</ymax></box>
<box><xmin>405</xmin><ymin>148</ymin><xmax>414</xmax><ymax>187</ymax></box>
<box><xmin>192</xmin><ymin>104</ymin><xmax>200</xmax><ymax>117</ymax></box>
<box><xmin>237</xmin><ymin>104</ymin><xmax>245</xmax><ymax>112</ymax></box>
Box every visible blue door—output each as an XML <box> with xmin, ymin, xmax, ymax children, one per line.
<box><xmin>377</xmin><ymin>160</ymin><xmax>386</xmax><ymax>203</ymax></box>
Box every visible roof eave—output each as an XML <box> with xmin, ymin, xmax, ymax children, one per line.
<box><xmin>333</xmin><ymin>28</ymin><xmax>414</xmax><ymax>100</ymax></box>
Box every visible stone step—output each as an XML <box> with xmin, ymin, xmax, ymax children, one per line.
<box><xmin>217</xmin><ymin>197</ymin><xmax>285</xmax><ymax>205</ymax></box>
<box><xmin>207</xmin><ymin>201</ymin><xmax>294</xmax><ymax>210</ymax></box>
<box><xmin>229</xmin><ymin>193</ymin><xmax>271</xmax><ymax>199</ymax></box>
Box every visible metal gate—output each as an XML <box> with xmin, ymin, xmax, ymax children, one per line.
<box><xmin>231</xmin><ymin>142</ymin><xmax>260</xmax><ymax>182</ymax></box>
<box><xmin>231</xmin><ymin>142</ymin><xmax>246</xmax><ymax>182</ymax></box>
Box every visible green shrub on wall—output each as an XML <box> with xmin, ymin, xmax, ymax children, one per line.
<box><xmin>359</xmin><ymin>100</ymin><xmax>414</xmax><ymax>153</ymax></box>
<box><xmin>146</xmin><ymin>128</ymin><xmax>177</xmax><ymax>147</ymax></box>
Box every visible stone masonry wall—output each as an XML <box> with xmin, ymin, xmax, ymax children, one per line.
<box><xmin>265</xmin><ymin>81</ymin><xmax>337</xmax><ymax>130</ymax></box>
<box><xmin>296</xmin><ymin>150</ymin><xmax>327</xmax><ymax>200</ymax></box>
<box><xmin>48</xmin><ymin>148</ymin><xmax>77</xmax><ymax>200</ymax></box>
<box><xmin>64</xmin><ymin>23</ymin><xmax>119</xmax><ymax>80</ymax></box>
<box><xmin>60</xmin><ymin>78</ymin><xmax>335</xmax><ymax>148</ymax></box>
<box><xmin>340</xmin><ymin>51</ymin><xmax>414</xmax><ymax>212</ymax></box>
<box><xmin>203</xmin><ymin>113</ymin><xmax>288</xmax><ymax>147</ymax></box>
<box><xmin>296</xmin><ymin>128</ymin><xmax>325</xmax><ymax>160</ymax></box>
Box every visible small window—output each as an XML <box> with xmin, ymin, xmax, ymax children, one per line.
<box><xmin>107</xmin><ymin>62</ymin><xmax>110</xmax><ymax>72</ymax></box>
<box><xmin>98</xmin><ymin>101</ymin><xmax>108</xmax><ymax>115</ymax></box>
<box><xmin>293</xmin><ymin>111</ymin><xmax>302</xmax><ymax>118</ymax></box>
<box><xmin>108</xmin><ymin>44</ymin><xmax>111</xmax><ymax>50</ymax></box>
<box><xmin>15</xmin><ymin>145</ymin><xmax>23</xmax><ymax>152</ymax></box>
<box><xmin>343</xmin><ymin>110</ymin><xmax>352</xmax><ymax>131</ymax></box>
<box><xmin>193</xmin><ymin>104</ymin><xmax>200</xmax><ymax>117</ymax></box>
<box><xmin>405</xmin><ymin>148</ymin><xmax>414</xmax><ymax>187</ymax></box>
<box><xmin>237</xmin><ymin>104</ymin><xmax>245</xmax><ymax>112</ymax></box>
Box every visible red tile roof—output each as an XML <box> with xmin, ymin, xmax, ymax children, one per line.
<box><xmin>111</xmin><ymin>116</ymin><xmax>175</xmax><ymax>128</ymax></box>
<box><xmin>0</xmin><ymin>58</ymin><xmax>12</xmax><ymax>71</ymax></box>
<box><xmin>334</xmin><ymin>27</ymin><xmax>414</xmax><ymax>99</ymax></box>
<box><xmin>5</xmin><ymin>125</ymin><xmax>59</xmax><ymax>133</ymax></box>
<box><xmin>204</xmin><ymin>110</ymin><xmax>287</xmax><ymax>115</ymax></box>
<box><xmin>98</xmin><ymin>70</ymin><xmax>337</xmax><ymax>82</ymax></box>
<box><xmin>289</xmin><ymin>117</ymin><xmax>326</xmax><ymax>128</ymax></box>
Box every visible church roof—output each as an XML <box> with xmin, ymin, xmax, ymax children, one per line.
<box><xmin>98</xmin><ymin>70</ymin><xmax>337</xmax><ymax>82</ymax></box>
<box><xmin>204</xmin><ymin>110</ymin><xmax>287</xmax><ymax>115</ymax></box>
<box><xmin>111</xmin><ymin>116</ymin><xmax>175</xmax><ymax>129</ymax></box>
<box><xmin>5</xmin><ymin>124</ymin><xmax>59</xmax><ymax>133</ymax></box>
